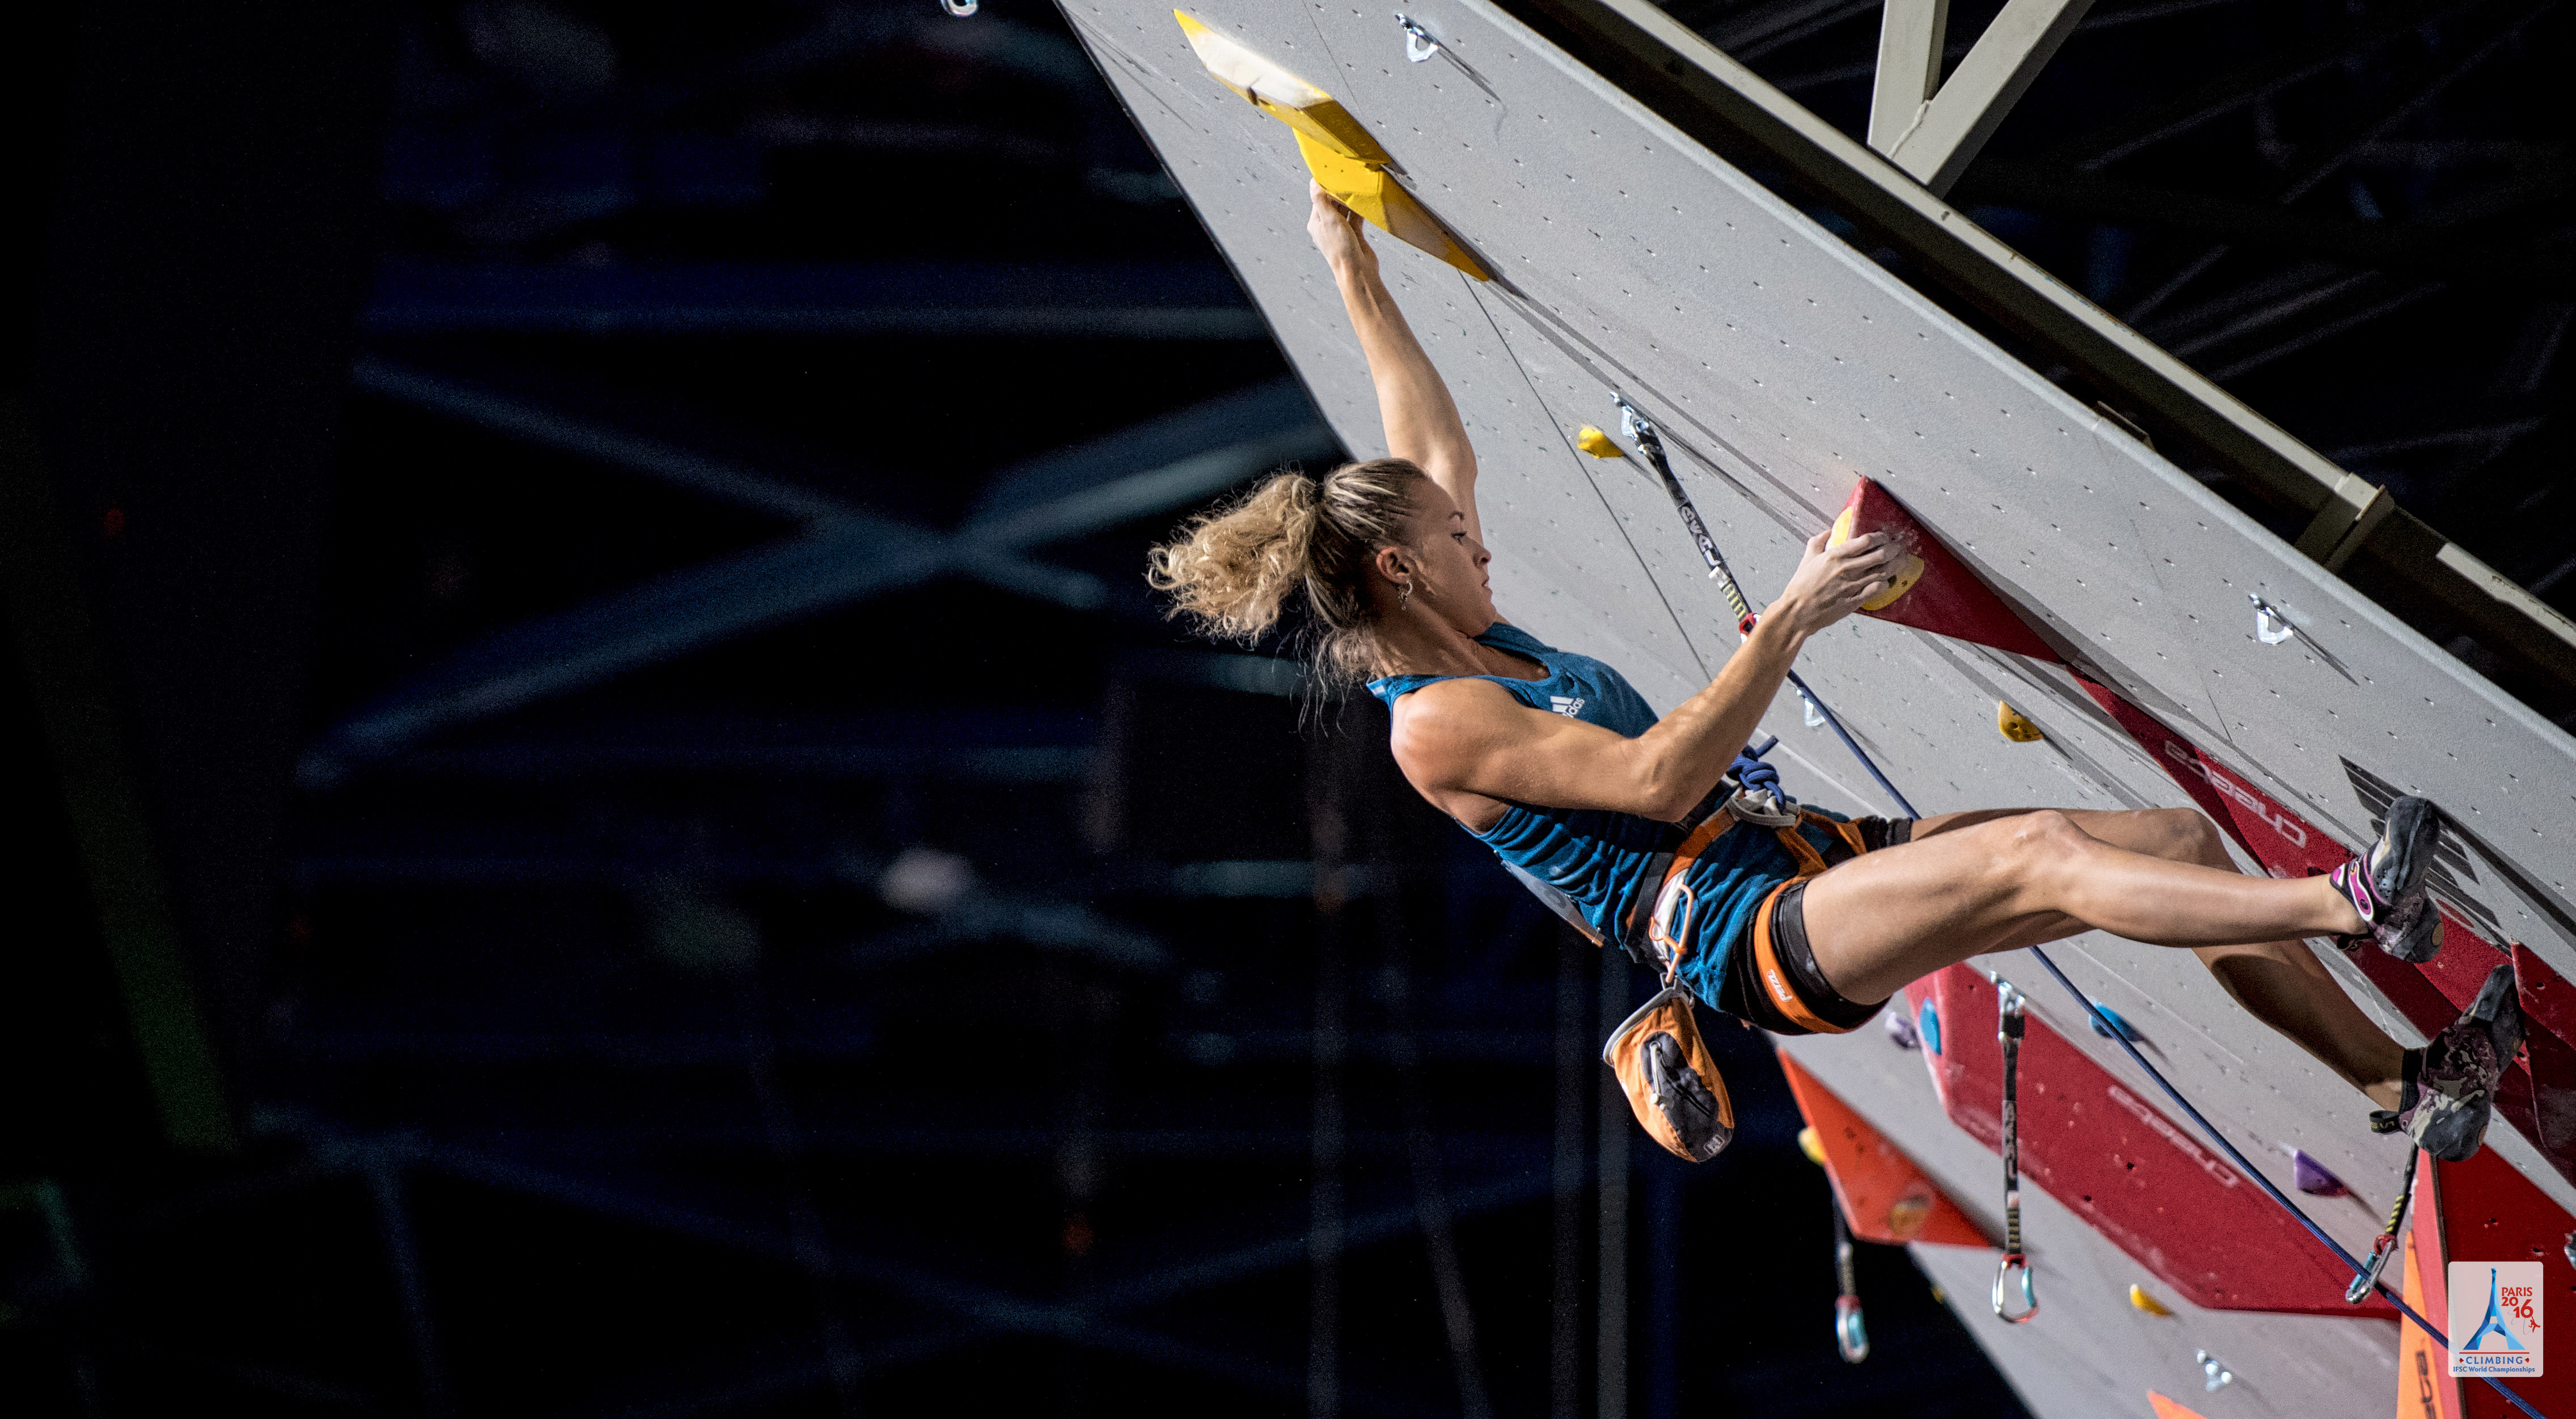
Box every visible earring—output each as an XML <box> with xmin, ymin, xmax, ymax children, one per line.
<box><xmin>1397</xmin><ymin>579</ymin><xmax>1414</xmax><ymax>610</ymax></box>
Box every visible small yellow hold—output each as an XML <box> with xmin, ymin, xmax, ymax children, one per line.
<box><xmin>1576</xmin><ymin>425</ymin><xmax>1624</xmax><ymax>459</ymax></box>
<box><xmin>1797</xmin><ymin>1126</ymin><xmax>1826</xmax><ymax>1166</ymax></box>
<box><xmin>2128</xmin><ymin>1283</ymin><xmax>2174</xmax><ymax>1316</ymax></box>
<box><xmin>1828</xmin><ymin>506</ymin><xmax>1925</xmax><ymax>610</ymax></box>
<box><xmin>1998</xmin><ymin>702</ymin><xmax>2045</xmax><ymax>742</ymax></box>
<box><xmin>1886</xmin><ymin>1193</ymin><xmax>1932</xmax><ymax>1240</ymax></box>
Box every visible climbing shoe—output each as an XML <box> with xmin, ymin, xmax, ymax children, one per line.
<box><xmin>2376</xmin><ymin>962</ymin><xmax>2527</xmax><ymax>1163</ymax></box>
<box><xmin>2328</xmin><ymin>796</ymin><xmax>2444</xmax><ymax>963</ymax></box>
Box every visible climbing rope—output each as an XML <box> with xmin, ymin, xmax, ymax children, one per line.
<box><xmin>1988</xmin><ymin>973</ymin><xmax>2039</xmax><ymax>1323</ymax></box>
<box><xmin>1609</xmin><ymin>396</ymin><xmax>2552</xmax><ymax>1417</ymax></box>
<box><xmin>1612</xmin><ymin>399</ymin><xmax>1922</xmax><ymax>818</ymax></box>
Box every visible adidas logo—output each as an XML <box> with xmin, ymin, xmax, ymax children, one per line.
<box><xmin>1549</xmin><ymin>695</ymin><xmax>1586</xmax><ymax>717</ymax></box>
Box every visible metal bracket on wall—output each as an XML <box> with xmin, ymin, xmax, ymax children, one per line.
<box><xmin>2292</xmin><ymin>472</ymin><xmax>2398</xmax><ymax>572</ymax></box>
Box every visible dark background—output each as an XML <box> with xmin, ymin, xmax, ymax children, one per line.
<box><xmin>0</xmin><ymin>1</ymin><xmax>2563</xmax><ymax>1415</ymax></box>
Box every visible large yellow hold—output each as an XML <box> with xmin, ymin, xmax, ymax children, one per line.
<box><xmin>1173</xmin><ymin>12</ymin><xmax>1490</xmax><ymax>281</ymax></box>
<box><xmin>1828</xmin><ymin>505</ymin><xmax>1925</xmax><ymax>611</ymax></box>
<box><xmin>1173</xmin><ymin>12</ymin><xmax>1388</xmax><ymax>162</ymax></box>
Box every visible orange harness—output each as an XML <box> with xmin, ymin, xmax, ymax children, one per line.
<box><xmin>1641</xmin><ymin>808</ymin><xmax>1877</xmax><ymax>1034</ymax></box>
<box><xmin>1606</xmin><ymin>803</ymin><xmax>1886</xmax><ymax>1164</ymax></box>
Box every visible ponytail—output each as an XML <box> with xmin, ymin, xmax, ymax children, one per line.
<box><xmin>1147</xmin><ymin>458</ymin><xmax>1428</xmax><ymax>686</ymax></box>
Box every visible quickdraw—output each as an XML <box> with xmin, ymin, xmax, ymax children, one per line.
<box><xmin>1608</xmin><ymin>398</ymin><xmax>1923</xmax><ymax>820</ymax></box>
<box><xmin>2346</xmin><ymin>1143</ymin><xmax>2420</xmax><ymax>1305</ymax></box>
<box><xmin>1832</xmin><ymin>1200</ymin><xmax>1869</xmax><ymax>1363</ymax></box>
<box><xmin>1990</xmin><ymin>973</ymin><xmax>2039</xmax><ymax>1324</ymax></box>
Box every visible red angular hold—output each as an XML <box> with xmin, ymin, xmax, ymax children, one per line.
<box><xmin>1903</xmin><ymin>964</ymin><xmax>2395</xmax><ymax>1317</ymax></box>
<box><xmin>2075</xmin><ymin>670</ymin><xmax>2576</xmax><ymax>1190</ymax></box>
<box><xmin>1834</xmin><ymin>478</ymin><xmax>2060</xmax><ymax>661</ymax></box>
<box><xmin>2509</xmin><ymin>944</ymin><xmax>2576</xmax><ymax>1189</ymax></box>
<box><xmin>2516</xmin><ymin>941</ymin><xmax>2576</xmax><ymax>1045</ymax></box>
<box><xmin>1775</xmin><ymin>1047</ymin><xmax>1991</xmax><ymax>1248</ymax></box>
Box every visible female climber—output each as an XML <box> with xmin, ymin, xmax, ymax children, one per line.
<box><xmin>1147</xmin><ymin>183</ymin><xmax>2523</xmax><ymax>1164</ymax></box>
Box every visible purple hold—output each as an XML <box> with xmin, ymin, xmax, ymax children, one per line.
<box><xmin>2291</xmin><ymin>1149</ymin><xmax>2347</xmax><ymax>1197</ymax></box>
<box><xmin>1884</xmin><ymin>1010</ymin><xmax>1920</xmax><ymax>1049</ymax></box>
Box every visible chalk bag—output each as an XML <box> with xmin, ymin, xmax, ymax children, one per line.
<box><xmin>1603</xmin><ymin>984</ymin><xmax>1735</xmax><ymax>1162</ymax></box>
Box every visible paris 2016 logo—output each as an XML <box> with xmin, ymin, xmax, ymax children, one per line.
<box><xmin>2450</xmin><ymin>1262</ymin><xmax>2543</xmax><ymax>1378</ymax></box>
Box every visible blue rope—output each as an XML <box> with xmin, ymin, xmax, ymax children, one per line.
<box><xmin>1786</xmin><ymin>671</ymin><xmax>1919</xmax><ymax>818</ymax></box>
<box><xmin>1788</xmin><ymin>678</ymin><xmax>2549</xmax><ymax>1419</ymax></box>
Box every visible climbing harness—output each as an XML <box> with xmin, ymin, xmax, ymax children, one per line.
<box><xmin>1832</xmin><ymin>1201</ymin><xmax>1869</xmax><ymax>1363</ymax></box>
<box><xmin>2345</xmin><ymin>1143</ymin><xmax>2420</xmax><ymax>1305</ymax></box>
<box><xmin>1603</xmin><ymin>394</ymin><xmax>2552</xmax><ymax>1416</ymax></box>
<box><xmin>1989</xmin><ymin>973</ymin><xmax>2039</xmax><ymax>1324</ymax></box>
<box><xmin>1605</xmin><ymin>749</ymin><xmax>1891</xmax><ymax>1160</ymax></box>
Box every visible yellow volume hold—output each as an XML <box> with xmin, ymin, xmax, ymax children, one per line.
<box><xmin>1294</xmin><ymin>134</ymin><xmax>1491</xmax><ymax>280</ymax></box>
<box><xmin>1173</xmin><ymin>12</ymin><xmax>1490</xmax><ymax>281</ymax></box>
<box><xmin>1173</xmin><ymin>11</ymin><xmax>1387</xmax><ymax>163</ymax></box>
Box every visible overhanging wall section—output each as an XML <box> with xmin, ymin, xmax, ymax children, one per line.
<box><xmin>1065</xmin><ymin>2</ymin><xmax>2576</xmax><ymax>1409</ymax></box>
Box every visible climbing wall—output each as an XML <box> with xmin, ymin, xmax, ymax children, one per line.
<box><xmin>1061</xmin><ymin>2</ymin><xmax>2576</xmax><ymax>1412</ymax></box>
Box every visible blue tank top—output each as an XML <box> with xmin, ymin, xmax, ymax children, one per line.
<box><xmin>1367</xmin><ymin>623</ymin><xmax>1832</xmax><ymax>1009</ymax></box>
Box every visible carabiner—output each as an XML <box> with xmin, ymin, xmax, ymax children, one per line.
<box><xmin>1993</xmin><ymin>1252</ymin><xmax>2039</xmax><ymax>1323</ymax></box>
<box><xmin>2348</xmin><ymin>1143</ymin><xmax>2417</xmax><ymax>1306</ymax></box>
<box><xmin>2345</xmin><ymin>1238</ymin><xmax>2394</xmax><ymax>1306</ymax></box>
<box><xmin>1830</xmin><ymin>1205</ymin><xmax>1867</xmax><ymax>1362</ymax></box>
<box><xmin>1834</xmin><ymin>1295</ymin><xmax>1869</xmax><ymax>1363</ymax></box>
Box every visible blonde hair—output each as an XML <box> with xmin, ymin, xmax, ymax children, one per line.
<box><xmin>1146</xmin><ymin>458</ymin><xmax>1429</xmax><ymax>686</ymax></box>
